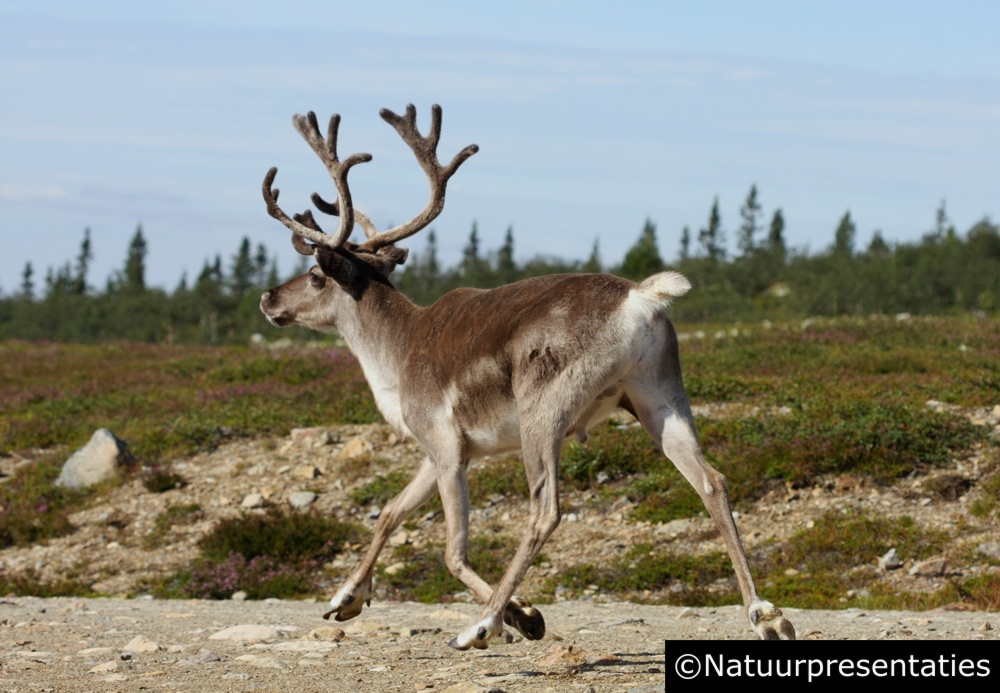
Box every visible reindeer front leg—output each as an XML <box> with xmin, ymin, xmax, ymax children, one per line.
<box><xmin>325</xmin><ymin>455</ymin><xmax>438</xmax><ymax>621</ymax></box>
<box><xmin>448</xmin><ymin>431</ymin><xmax>559</xmax><ymax>650</ymax></box>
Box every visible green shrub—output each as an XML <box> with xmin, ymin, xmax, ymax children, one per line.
<box><xmin>0</xmin><ymin>451</ymin><xmax>118</xmax><ymax>549</ymax></box>
<box><xmin>547</xmin><ymin>544</ymin><xmax>737</xmax><ymax>606</ymax></box>
<box><xmin>349</xmin><ymin>472</ymin><xmax>411</xmax><ymax>507</ymax></box>
<box><xmin>377</xmin><ymin>535</ymin><xmax>527</xmax><ymax>604</ymax></box>
<box><xmin>153</xmin><ymin>507</ymin><xmax>367</xmax><ymax>599</ymax></box>
<box><xmin>142</xmin><ymin>467</ymin><xmax>188</xmax><ymax>493</ymax></box>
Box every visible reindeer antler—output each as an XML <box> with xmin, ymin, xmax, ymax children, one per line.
<box><xmin>265</xmin><ymin>105</ymin><xmax>477</xmax><ymax>255</ymax></box>
<box><xmin>262</xmin><ymin>112</ymin><xmax>372</xmax><ymax>250</ymax></box>
<box><xmin>358</xmin><ymin>104</ymin><xmax>479</xmax><ymax>252</ymax></box>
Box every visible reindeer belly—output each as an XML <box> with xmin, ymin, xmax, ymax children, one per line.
<box><xmin>464</xmin><ymin>402</ymin><xmax>522</xmax><ymax>457</ymax></box>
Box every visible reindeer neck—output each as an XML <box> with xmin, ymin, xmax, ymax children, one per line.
<box><xmin>335</xmin><ymin>278</ymin><xmax>422</xmax><ymax>435</ymax></box>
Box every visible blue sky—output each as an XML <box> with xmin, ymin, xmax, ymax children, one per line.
<box><xmin>1</xmin><ymin>1</ymin><xmax>998</xmax><ymax>294</ymax></box>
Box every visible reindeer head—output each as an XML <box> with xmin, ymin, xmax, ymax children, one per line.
<box><xmin>259</xmin><ymin>105</ymin><xmax>478</xmax><ymax>330</ymax></box>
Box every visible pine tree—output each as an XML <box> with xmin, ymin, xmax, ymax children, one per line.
<box><xmin>229</xmin><ymin>237</ymin><xmax>256</xmax><ymax>298</ymax></box>
<box><xmin>73</xmin><ymin>228</ymin><xmax>93</xmax><ymax>295</ymax></box>
<box><xmin>581</xmin><ymin>238</ymin><xmax>602</xmax><ymax>273</ymax></box>
<box><xmin>123</xmin><ymin>225</ymin><xmax>148</xmax><ymax>294</ymax></box>
<box><xmin>20</xmin><ymin>262</ymin><xmax>34</xmax><ymax>300</ymax></box>
<box><xmin>738</xmin><ymin>184</ymin><xmax>761</xmax><ymax>257</ymax></box>
<box><xmin>698</xmin><ymin>198</ymin><xmax>725</xmax><ymax>263</ymax></box>
<box><xmin>461</xmin><ymin>222</ymin><xmax>486</xmax><ymax>283</ymax></box>
<box><xmin>867</xmin><ymin>230</ymin><xmax>890</xmax><ymax>256</ymax></box>
<box><xmin>425</xmin><ymin>230</ymin><xmax>440</xmax><ymax>281</ymax></box>
<box><xmin>619</xmin><ymin>218</ymin><xmax>663</xmax><ymax>281</ymax></box>
<box><xmin>767</xmin><ymin>208</ymin><xmax>786</xmax><ymax>256</ymax></box>
<box><xmin>254</xmin><ymin>243</ymin><xmax>270</xmax><ymax>287</ymax></box>
<box><xmin>833</xmin><ymin>212</ymin><xmax>856</xmax><ymax>257</ymax></box>
<box><xmin>679</xmin><ymin>226</ymin><xmax>691</xmax><ymax>263</ymax></box>
<box><xmin>496</xmin><ymin>226</ymin><xmax>517</xmax><ymax>284</ymax></box>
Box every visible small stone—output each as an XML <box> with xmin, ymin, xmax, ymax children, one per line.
<box><xmin>909</xmin><ymin>557</ymin><xmax>947</xmax><ymax>577</ymax></box>
<box><xmin>345</xmin><ymin>620</ymin><xmax>389</xmax><ymax>635</ymax></box>
<box><xmin>240</xmin><ymin>493</ymin><xmax>266</xmax><ymax>510</ymax></box>
<box><xmin>89</xmin><ymin>660</ymin><xmax>120</xmax><ymax>673</ymax></box>
<box><xmin>879</xmin><ymin>548</ymin><xmax>902</xmax><ymax>570</ymax></box>
<box><xmin>288</xmin><ymin>491</ymin><xmax>318</xmax><ymax>509</ymax></box>
<box><xmin>291</xmin><ymin>465</ymin><xmax>320</xmax><ymax>480</ymax></box>
<box><xmin>231</xmin><ymin>591</ymin><xmax>248</xmax><ymax>602</ymax></box>
<box><xmin>122</xmin><ymin>635</ymin><xmax>160</xmax><ymax>653</ymax></box>
<box><xmin>428</xmin><ymin>609</ymin><xmax>467</xmax><ymax>620</ymax></box>
<box><xmin>440</xmin><ymin>682</ymin><xmax>487</xmax><ymax>693</ymax></box>
<box><xmin>249</xmin><ymin>657</ymin><xmax>284</xmax><ymax>669</ymax></box>
<box><xmin>307</xmin><ymin>626</ymin><xmax>345</xmax><ymax>641</ymax></box>
<box><xmin>339</xmin><ymin>437</ymin><xmax>375</xmax><ymax>459</ymax></box>
<box><xmin>209</xmin><ymin>624</ymin><xmax>280</xmax><ymax>642</ymax></box>
<box><xmin>676</xmin><ymin>607</ymin><xmax>700</xmax><ymax>619</ymax></box>
<box><xmin>975</xmin><ymin>542</ymin><xmax>1000</xmax><ymax>561</ymax></box>
<box><xmin>389</xmin><ymin>530</ymin><xmax>409</xmax><ymax>547</ymax></box>
<box><xmin>977</xmin><ymin>622</ymin><xmax>993</xmax><ymax>632</ymax></box>
<box><xmin>291</xmin><ymin>427</ymin><xmax>333</xmax><ymax>445</ymax></box>
<box><xmin>384</xmin><ymin>562</ymin><xmax>406</xmax><ymax>576</ymax></box>
<box><xmin>177</xmin><ymin>650</ymin><xmax>223</xmax><ymax>665</ymax></box>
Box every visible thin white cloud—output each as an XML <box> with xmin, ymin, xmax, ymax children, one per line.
<box><xmin>0</xmin><ymin>183</ymin><xmax>70</xmax><ymax>202</ymax></box>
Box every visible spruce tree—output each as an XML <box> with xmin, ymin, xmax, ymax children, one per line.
<box><xmin>123</xmin><ymin>225</ymin><xmax>148</xmax><ymax>294</ymax></box>
<box><xmin>619</xmin><ymin>218</ymin><xmax>663</xmax><ymax>281</ymax></box>
<box><xmin>73</xmin><ymin>228</ymin><xmax>93</xmax><ymax>295</ymax></box>
<box><xmin>833</xmin><ymin>212</ymin><xmax>856</xmax><ymax>257</ymax></box>
<box><xmin>738</xmin><ymin>185</ymin><xmax>761</xmax><ymax>257</ymax></box>
<box><xmin>698</xmin><ymin>198</ymin><xmax>725</xmax><ymax>263</ymax></box>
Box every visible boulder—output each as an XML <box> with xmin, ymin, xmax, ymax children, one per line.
<box><xmin>55</xmin><ymin>429</ymin><xmax>132</xmax><ymax>489</ymax></box>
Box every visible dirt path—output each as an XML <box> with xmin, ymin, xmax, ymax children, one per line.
<box><xmin>2</xmin><ymin>597</ymin><xmax>997</xmax><ymax>692</ymax></box>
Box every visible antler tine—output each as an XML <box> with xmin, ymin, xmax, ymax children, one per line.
<box><xmin>358</xmin><ymin>104</ymin><xmax>479</xmax><ymax>252</ymax></box>
<box><xmin>311</xmin><ymin>192</ymin><xmax>380</xmax><ymax>240</ymax></box>
<box><xmin>262</xmin><ymin>166</ymin><xmax>343</xmax><ymax>249</ymax></box>
<box><xmin>286</xmin><ymin>111</ymin><xmax>372</xmax><ymax>248</ymax></box>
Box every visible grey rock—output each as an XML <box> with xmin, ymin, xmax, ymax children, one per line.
<box><xmin>288</xmin><ymin>491</ymin><xmax>318</xmax><ymax>509</ymax></box>
<box><xmin>879</xmin><ymin>548</ymin><xmax>902</xmax><ymax>570</ymax></box>
<box><xmin>909</xmin><ymin>557</ymin><xmax>947</xmax><ymax>577</ymax></box>
<box><xmin>240</xmin><ymin>493</ymin><xmax>266</xmax><ymax>509</ymax></box>
<box><xmin>55</xmin><ymin>429</ymin><xmax>132</xmax><ymax>489</ymax></box>
<box><xmin>121</xmin><ymin>635</ymin><xmax>159</xmax><ymax>653</ymax></box>
<box><xmin>209</xmin><ymin>624</ymin><xmax>280</xmax><ymax>642</ymax></box>
<box><xmin>975</xmin><ymin>542</ymin><xmax>1000</xmax><ymax>561</ymax></box>
<box><xmin>177</xmin><ymin>649</ymin><xmax>224</xmax><ymax>665</ymax></box>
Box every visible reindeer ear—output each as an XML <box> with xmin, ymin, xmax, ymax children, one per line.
<box><xmin>377</xmin><ymin>245</ymin><xmax>409</xmax><ymax>269</ymax></box>
<box><xmin>314</xmin><ymin>247</ymin><xmax>358</xmax><ymax>287</ymax></box>
<box><xmin>290</xmin><ymin>233</ymin><xmax>315</xmax><ymax>256</ymax></box>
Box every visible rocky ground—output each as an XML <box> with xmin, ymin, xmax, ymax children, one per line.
<box><xmin>1</xmin><ymin>403</ymin><xmax>999</xmax><ymax>690</ymax></box>
<box><xmin>2</xmin><ymin>597</ymin><xmax>997</xmax><ymax>692</ymax></box>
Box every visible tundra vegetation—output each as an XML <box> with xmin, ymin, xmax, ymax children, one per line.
<box><xmin>1</xmin><ymin>314</ymin><xmax>997</xmax><ymax>609</ymax></box>
<box><xmin>1</xmin><ymin>188</ymin><xmax>998</xmax><ymax>610</ymax></box>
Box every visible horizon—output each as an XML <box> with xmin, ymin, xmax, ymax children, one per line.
<box><xmin>2</xmin><ymin>1</ymin><xmax>998</xmax><ymax>294</ymax></box>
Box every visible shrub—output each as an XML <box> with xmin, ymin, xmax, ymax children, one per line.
<box><xmin>142</xmin><ymin>467</ymin><xmax>188</xmax><ymax>493</ymax></box>
<box><xmin>377</xmin><ymin>535</ymin><xmax>525</xmax><ymax>604</ymax></box>
<box><xmin>155</xmin><ymin>507</ymin><xmax>366</xmax><ymax>599</ymax></box>
<box><xmin>547</xmin><ymin>544</ymin><xmax>737</xmax><ymax>606</ymax></box>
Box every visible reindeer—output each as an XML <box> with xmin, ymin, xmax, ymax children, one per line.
<box><xmin>259</xmin><ymin>104</ymin><xmax>796</xmax><ymax>648</ymax></box>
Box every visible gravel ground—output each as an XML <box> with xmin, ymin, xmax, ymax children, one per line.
<box><xmin>2</xmin><ymin>596</ymin><xmax>997</xmax><ymax>692</ymax></box>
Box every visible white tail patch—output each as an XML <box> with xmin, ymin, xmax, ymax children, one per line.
<box><xmin>637</xmin><ymin>271</ymin><xmax>691</xmax><ymax>300</ymax></box>
<box><xmin>627</xmin><ymin>271</ymin><xmax>691</xmax><ymax>321</ymax></box>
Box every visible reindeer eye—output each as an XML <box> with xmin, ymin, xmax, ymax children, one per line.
<box><xmin>308</xmin><ymin>271</ymin><xmax>326</xmax><ymax>289</ymax></box>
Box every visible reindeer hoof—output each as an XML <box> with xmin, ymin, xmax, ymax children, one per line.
<box><xmin>324</xmin><ymin>584</ymin><xmax>372</xmax><ymax>622</ymax></box>
<box><xmin>503</xmin><ymin>596</ymin><xmax>545</xmax><ymax>640</ymax></box>
<box><xmin>448</xmin><ymin>616</ymin><xmax>503</xmax><ymax>650</ymax></box>
<box><xmin>749</xmin><ymin>600</ymin><xmax>795</xmax><ymax>640</ymax></box>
